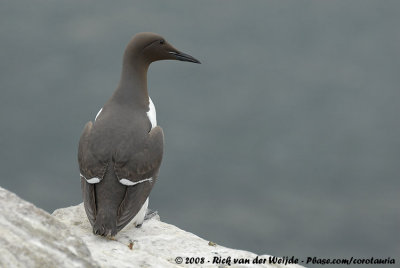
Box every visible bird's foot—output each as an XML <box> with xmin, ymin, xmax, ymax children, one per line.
<box><xmin>144</xmin><ymin>208</ymin><xmax>158</xmax><ymax>221</ymax></box>
<box><xmin>134</xmin><ymin>209</ymin><xmax>158</xmax><ymax>228</ymax></box>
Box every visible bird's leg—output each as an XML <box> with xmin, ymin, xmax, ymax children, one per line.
<box><xmin>135</xmin><ymin>209</ymin><xmax>158</xmax><ymax>228</ymax></box>
<box><xmin>144</xmin><ymin>208</ymin><xmax>158</xmax><ymax>221</ymax></box>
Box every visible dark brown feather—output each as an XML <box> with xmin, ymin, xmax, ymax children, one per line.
<box><xmin>81</xmin><ymin>178</ymin><xmax>96</xmax><ymax>226</ymax></box>
<box><xmin>114</xmin><ymin>126</ymin><xmax>164</xmax><ymax>183</ymax></box>
<box><xmin>78</xmin><ymin>121</ymin><xmax>108</xmax><ymax>180</ymax></box>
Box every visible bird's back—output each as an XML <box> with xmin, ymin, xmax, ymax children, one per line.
<box><xmin>86</xmin><ymin>100</ymin><xmax>152</xmax><ymax>162</ymax></box>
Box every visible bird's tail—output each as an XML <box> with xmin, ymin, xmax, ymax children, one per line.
<box><xmin>92</xmin><ymin>164</ymin><xmax>126</xmax><ymax>236</ymax></box>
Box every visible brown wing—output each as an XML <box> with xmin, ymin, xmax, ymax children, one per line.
<box><xmin>114</xmin><ymin>126</ymin><xmax>164</xmax><ymax>183</ymax></box>
<box><xmin>113</xmin><ymin>126</ymin><xmax>164</xmax><ymax>230</ymax></box>
<box><xmin>78</xmin><ymin>121</ymin><xmax>108</xmax><ymax>227</ymax></box>
<box><xmin>81</xmin><ymin>178</ymin><xmax>96</xmax><ymax>226</ymax></box>
<box><xmin>116</xmin><ymin>176</ymin><xmax>156</xmax><ymax>231</ymax></box>
<box><xmin>78</xmin><ymin>121</ymin><xmax>108</xmax><ymax>180</ymax></box>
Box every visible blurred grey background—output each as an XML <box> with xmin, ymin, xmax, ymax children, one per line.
<box><xmin>1</xmin><ymin>1</ymin><xmax>399</xmax><ymax>267</ymax></box>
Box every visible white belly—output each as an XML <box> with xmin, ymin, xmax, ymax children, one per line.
<box><xmin>131</xmin><ymin>198</ymin><xmax>149</xmax><ymax>226</ymax></box>
<box><xmin>147</xmin><ymin>97</ymin><xmax>157</xmax><ymax>129</ymax></box>
<box><xmin>94</xmin><ymin>108</ymin><xmax>102</xmax><ymax>121</ymax></box>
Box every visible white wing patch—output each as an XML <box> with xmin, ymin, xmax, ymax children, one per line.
<box><xmin>81</xmin><ymin>173</ymin><xmax>101</xmax><ymax>184</ymax></box>
<box><xmin>147</xmin><ymin>97</ymin><xmax>157</xmax><ymax>129</ymax></box>
<box><xmin>86</xmin><ymin>177</ymin><xmax>101</xmax><ymax>184</ymax></box>
<box><xmin>95</xmin><ymin>108</ymin><xmax>103</xmax><ymax>121</ymax></box>
<box><xmin>119</xmin><ymin>177</ymin><xmax>153</xmax><ymax>186</ymax></box>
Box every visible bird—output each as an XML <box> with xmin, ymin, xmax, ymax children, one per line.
<box><xmin>78</xmin><ymin>32</ymin><xmax>200</xmax><ymax>237</ymax></box>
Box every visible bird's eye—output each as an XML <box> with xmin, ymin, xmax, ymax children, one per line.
<box><xmin>159</xmin><ymin>40</ymin><xmax>165</xmax><ymax>45</ymax></box>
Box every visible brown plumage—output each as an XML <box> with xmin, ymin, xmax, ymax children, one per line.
<box><xmin>78</xmin><ymin>32</ymin><xmax>200</xmax><ymax>236</ymax></box>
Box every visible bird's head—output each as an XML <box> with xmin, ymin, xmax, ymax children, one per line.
<box><xmin>124</xmin><ymin>32</ymin><xmax>201</xmax><ymax>65</ymax></box>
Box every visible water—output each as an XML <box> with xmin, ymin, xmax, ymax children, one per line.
<box><xmin>1</xmin><ymin>1</ymin><xmax>399</xmax><ymax>267</ymax></box>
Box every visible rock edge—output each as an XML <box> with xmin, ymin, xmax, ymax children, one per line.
<box><xmin>0</xmin><ymin>186</ymin><xmax>304</xmax><ymax>268</ymax></box>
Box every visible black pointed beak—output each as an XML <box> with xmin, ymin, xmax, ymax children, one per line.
<box><xmin>169</xmin><ymin>51</ymin><xmax>201</xmax><ymax>64</ymax></box>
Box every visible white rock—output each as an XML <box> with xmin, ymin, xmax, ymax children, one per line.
<box><xmin>53</xmin><ymin>204</ymin><xmax>305</xmax><ymax>268</ymax></box>
<box><xmin>0</xmin><ymin>186</ymin><xmax>98</xmax><ymax>268</ymax></box>
<box><xmin>0</xmin><ymin>185</ymin><xmax>304</xmax><ymax>268</ymax></box>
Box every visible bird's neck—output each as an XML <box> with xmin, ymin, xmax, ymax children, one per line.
<box><xmin>113</xmin><ymin>54</ymin><xmax>151</xmax><ymax>107</ymax></box>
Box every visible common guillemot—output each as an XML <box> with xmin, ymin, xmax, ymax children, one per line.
<box><xmin>78</xmin><ymin>32</ymin><xmax>200</xmax><ymax>236</ymax></box>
